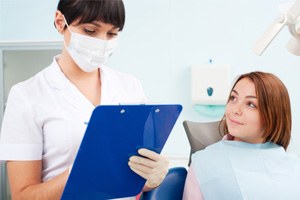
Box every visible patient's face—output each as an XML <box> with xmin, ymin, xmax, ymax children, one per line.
<box><xmin>225</xmin><ymin>78</ymin><xmax>265</xmax><ymax>144</ymax></box>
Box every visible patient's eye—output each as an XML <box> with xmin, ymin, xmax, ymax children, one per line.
<box><xmin>229</xmin><ymin>95</ymin><xmax>237</xmax><ymax>102</ymax></box>
<box><xmin>229</xmin><ymin>95</ymin><xmax>236</xmax><ymax>100</ymax></box>
<box><xmin>247</xmin><ymin>101</ymin><xmax>257</xmax><ymax>109</ymax></box>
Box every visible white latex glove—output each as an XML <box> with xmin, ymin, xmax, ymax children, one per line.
<box><xmin>128</xmin><ymin>148</ymin><xmax>169</xmax><ymax>189</ymax></box>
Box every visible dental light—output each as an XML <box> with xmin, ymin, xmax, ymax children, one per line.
<box><xmin>253</xmin><ymin>0</ymin><xmax>300</xmax><ymax>56</ymax></box>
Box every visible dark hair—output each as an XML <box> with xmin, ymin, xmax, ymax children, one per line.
<box><xmin>57</xmin><ymin>0</ymin><xmax>125</xmax><ymax>30</ymax></box>
<box><xmin>221</xmin><ymin>71</ymin><xmax>292</xmax><ymax>150</ymax></box>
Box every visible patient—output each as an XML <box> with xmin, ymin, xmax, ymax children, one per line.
<box><xmin>183</xmin><ymin>71</ymin><xmax>300</xmax><ymax>199</ymax></box>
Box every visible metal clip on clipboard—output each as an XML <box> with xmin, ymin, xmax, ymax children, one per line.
<box><xmin>61</xmin><ymin>104</ymin><xmax>182</xmax><ymax>200</ymax></box>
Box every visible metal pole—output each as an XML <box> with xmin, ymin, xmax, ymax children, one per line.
<box><xmin>0</xmin><ymin>49</ymin><xmax>9</xmax><ymax>200</ymax></box>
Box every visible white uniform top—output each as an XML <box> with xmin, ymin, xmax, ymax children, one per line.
<box><xmin>0</xmin><ymin>56</ymin><xmax>147</xmax><ymax>184</ymax></box>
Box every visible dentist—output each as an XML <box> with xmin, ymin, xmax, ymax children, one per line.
<box><xmin>0</xmin><ymin>0</ymin><xmax>168</xmax><ymax>199</ymax></box>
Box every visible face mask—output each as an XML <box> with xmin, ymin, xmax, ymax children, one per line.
<box><xmin>63</xmin><ymin>16</ymin><xmax>118</xmax><ymax>72</ymax></box>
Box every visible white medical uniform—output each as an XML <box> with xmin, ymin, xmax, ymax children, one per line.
<box><xmin>0</xmin><ymin>56</ymin><xmax>146</xmax><ymax>199</ymax></box>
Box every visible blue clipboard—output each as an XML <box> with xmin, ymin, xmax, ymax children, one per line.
<box><xmin>61</xmin><ymin>104</ymin><xmax>182</xmax><ymax>200</ymax></box>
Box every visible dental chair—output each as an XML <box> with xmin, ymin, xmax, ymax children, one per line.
<box><xmin>183</xmin><ymin>120</ymin><xmax>224</xmax><ymax>166</ymax></box>
<box><xmin>139</xmin><ymin>120</ymin><xmax>223</xmax><ymax>199</ymax></box>
<box><xmin>139</xmin><ymin>167</ymin><xmax>187</xmax><ymax>200</ymax></box>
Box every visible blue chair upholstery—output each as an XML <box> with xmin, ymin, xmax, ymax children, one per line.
<box><xmin>140</xmin><ymin>167</ymin><xmax>187</xmax><ymax>200</ymax></box>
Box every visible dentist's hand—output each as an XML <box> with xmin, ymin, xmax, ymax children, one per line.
<box><xmin>128</xmin><ymin>148</ymin><xmax>169</xmax><ymax>190</ymax></box>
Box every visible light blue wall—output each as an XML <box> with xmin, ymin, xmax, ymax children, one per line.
<box><xmin>0</xmin><ymin>0</ymin><xmax>60</xmax><ymax>41</ymax></box>
<box><xmin>115</xmin><ymin>0</ymin><xmax>300</xmax><ymax>157</ymax></box>
<box><xmin>1</xmin><ymin>0</ymin><xmax>300</xmax><ymax>157</ymax></box>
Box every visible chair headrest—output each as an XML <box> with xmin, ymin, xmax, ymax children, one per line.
<box><xmin>183</xmin><ymin>120</ymin><xmax>224</xmax><ymax>166</ymax></box>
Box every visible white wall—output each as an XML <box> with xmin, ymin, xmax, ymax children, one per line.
<box><xmin>1</xmin><ymin>0</ymin><xmax>300</xmax><ymax>160</ymax></box>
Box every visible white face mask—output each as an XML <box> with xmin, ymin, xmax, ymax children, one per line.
<box><xmin>63</xmin><ymin>16</ymin><xmax>118</xmax><ymax>72</ymax></box>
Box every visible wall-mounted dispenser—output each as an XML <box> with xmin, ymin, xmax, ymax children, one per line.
<box><xmin>191</xmin><ymin>64</ymin><xmax>231</xmax><ymax>117</ymax></box>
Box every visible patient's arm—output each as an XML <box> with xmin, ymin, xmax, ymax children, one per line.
<box><xmin>183</xmin><ymin>166</ymin><xmax>204</xmax><ymax>200</ymax></box>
